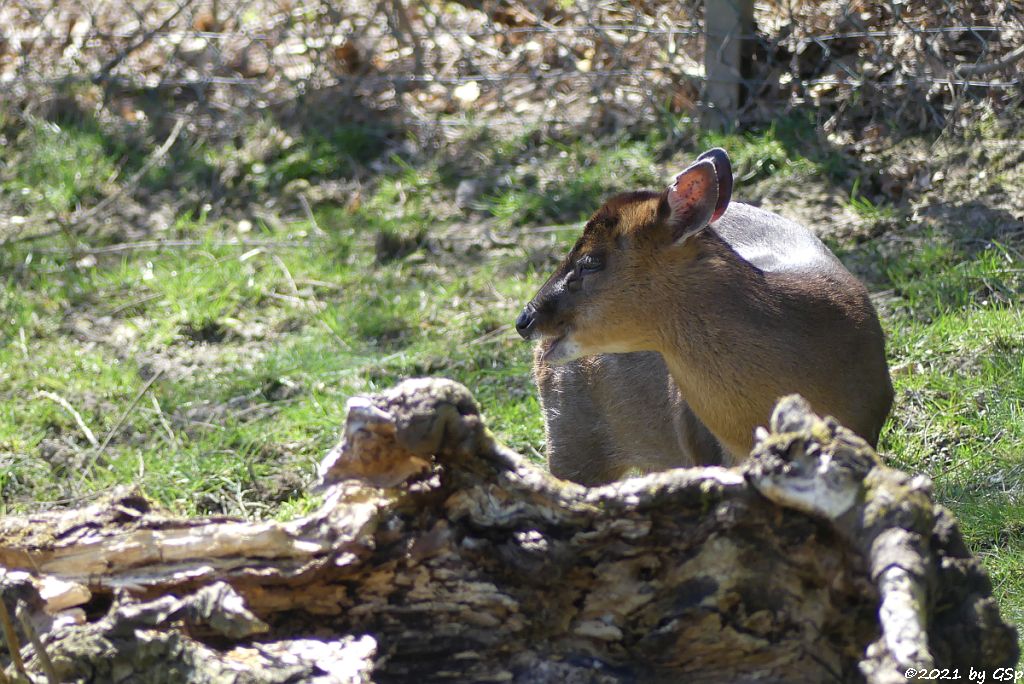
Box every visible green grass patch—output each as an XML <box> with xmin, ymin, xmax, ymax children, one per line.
<box><xmin>464</xmin><ymin>113</ymin><xmax>841</xmax><ymax>226</ymax></box>
<box><xmin>866</xmin><ymin>234</ymin><xmax>1024</xmax><ymax>647</ymax></box>
<box><xmin>1</xmin><ymin>120</ymin><xmax>119</xmax><ymax>214</ymax></box>
<box><xmin>846</xmin><ymin>177</ymin><xmax>897</xmax><ymax>221</ymax></box>
<box><xmin>0</xmin><ymin>198</ymin><xmax>544</xmax><ymax>516</ymax></box>
<box><xmin>699</xmin><ymin>122</ymin><xmax>818</xmax><ymax>183</ymax></box>
<box><xmin>0</xmin><ymin>107</ymin><xmax>401</xmax><ymax>226</ymax></box>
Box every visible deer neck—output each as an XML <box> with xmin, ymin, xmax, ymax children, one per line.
<box><xmin>650</xmin><ymin>239</ymin><xmax>785</xmax><ymax>457</ymax></box>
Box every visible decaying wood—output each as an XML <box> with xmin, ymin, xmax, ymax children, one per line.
<box><xmin>0</xmin><ymin>378</ymin><xmax>1017</xmax><ymax>683</ymax></box>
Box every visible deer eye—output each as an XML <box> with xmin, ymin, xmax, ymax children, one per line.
<box><xmin>576</xmin><ymin>255</ymin><xmax>603</xmax><ymax>274</ymax></box>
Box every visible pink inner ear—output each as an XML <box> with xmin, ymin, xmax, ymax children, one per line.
<box><xmin>697</xmin><ymin>148</ymin><xmax>732</xmax><ymax>222</ymax></box>
<box><xmin>667</xmin><ymin>160</ymin><xmax>718</xmax><ymax>228</ymax></box>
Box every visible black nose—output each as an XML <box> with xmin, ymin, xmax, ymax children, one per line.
<box><xmin>515</xmin><ymin>306</ymin><xmax>536</xmax><ymax>339</ymax></box>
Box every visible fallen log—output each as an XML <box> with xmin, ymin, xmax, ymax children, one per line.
<box><xmin>0</xmin><ymin>378</ymin><xmax>1016</xmax><ymax>682</ymax></box>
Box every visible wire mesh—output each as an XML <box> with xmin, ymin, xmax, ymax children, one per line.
<box><xmin>1</xmin><ymin>0</ymin><xmax>1021</xmax><ymax>134</ymax></box>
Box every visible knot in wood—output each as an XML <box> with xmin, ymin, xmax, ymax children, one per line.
<box><xmin>318</xmin><ymin>378</ymin><xmax>485</xmax><ymax>487</ymax></box>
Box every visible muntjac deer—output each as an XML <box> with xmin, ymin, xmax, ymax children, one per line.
<box><xmin>515</xmin><ymin>148</ymin><xmax>894</xmax><ymax>485</ymax></box>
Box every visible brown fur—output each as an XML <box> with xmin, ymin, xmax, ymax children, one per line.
<box><xmin>534</xmin><ymin>348</ymin><xmax>723</xmax><ymax>484</ymax></box>
<box><xmin>524</xmin><ymin>183</ymin><xmax>893</xmax><ymax>483</ymax></box>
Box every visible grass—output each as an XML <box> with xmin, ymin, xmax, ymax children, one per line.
<box><xmin>0</xmin><ymin>211</ymin><xmax>543</xmax><ymax>515</ymax></box>
<box><xmin>1</xmin><ymin>120</ymin><xmax>119</xmax><ymax>214</ymax></box>
<box><xmin>846</xmin><ymin>177</ymin><xmax>897</xmax><ymax>221</ymax></box>
<box><xmin>866</xmin><ymin>236</ymin><xmax>1024</xmax><ymax>635</ymax></box>
<box><xmin>0</xmin><ymin>112</ymin><xmax>1021</xmax><ymax>650</ymax></box>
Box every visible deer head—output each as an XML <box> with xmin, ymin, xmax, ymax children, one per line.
<box><xmin>515</xmin><ymin>148</ymin><xmax>733</xmax><ymax>364</ymax></box>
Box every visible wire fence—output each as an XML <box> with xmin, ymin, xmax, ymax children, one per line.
<box><xmin>2</xmin><ymin>0</ymin><xmax>1021</xmax><ymax>134</ymax></box>
<box><xmin>1</xmin><ymin>0</ymin><xmax>1023</xmax><ymax>245</ymax></box>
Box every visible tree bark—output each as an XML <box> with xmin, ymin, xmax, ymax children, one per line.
<box><xmin>0</xmin><ymin>378</ymin><xmax>1016</xmax><ymax>683</ymax></box>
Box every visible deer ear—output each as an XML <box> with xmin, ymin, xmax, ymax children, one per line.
<box><xmin>664</xmin><ymin>159</ymin><xmax>718</xmax><ymax>244</ymax></box>
<box><xmin>697</xmin><ymin>147</ymin><xmax>732</xmax><ymax>222</ymax></box>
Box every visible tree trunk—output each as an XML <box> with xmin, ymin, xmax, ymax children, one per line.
<box><xmin>0</xmin><ymin>378</ymin><xmax>1016</xmax><ymax>683</ymax></box>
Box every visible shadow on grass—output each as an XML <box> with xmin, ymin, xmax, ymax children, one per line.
<box><xmin>0</xmin><ymin>81</ymin><xmax>406</xmax><ymax>232</ymax></box>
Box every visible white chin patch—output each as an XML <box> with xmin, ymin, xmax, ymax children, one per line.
<box><xmin>541</xmin><ymin>335</ymin><xmax>584</xmax><ymax>365</ymax></box>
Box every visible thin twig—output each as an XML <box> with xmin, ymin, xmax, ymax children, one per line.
<box><xmin>35</xmin><ymin>391</ymin><xmax>100</xmax><ymax>448</ymax></box>
<box><xmin>265</xmin><ymin>291</ymin><xmax>323</xmax><ymax>309</ymax></box>
<box><xmin>468</xmin><ymin>323</ymin><xmax>516</xmax><ymax>346</ymax></box>
<box><xmin>0</xmin><ymin>222</ymin><xmax>61</xmax><ymax>248</ymax></box>
<box><xmin>151</xmin><ymin>394</ymin><xmax>180</xmax><ymax>449</ymax></box>
<box><xmin>272</xmin><ymin>254</ymin><xmax>300</xmax><ymax>295</ymax></box>
<box><xmin>252</xmin><ymin>212</ymin><xmax>290</xmax><ymax>232</ymax></box>
<box><xmin>295</xmin><ymin>278</ymin><xmax>344</xmax><ymax>291</ymax></box>
<box><xmin>15</xmin><ymin>602</ymin><xmax>58</xmax><ymax>684</ymax></box>
<box><xmin>956</xmin><ymin>43</ymin><xmax>1024</xmax><ymax>77</ymax></box>
<box><xmin>76</xmin><ymin>115</ymin><xmax>187</xmax><ymax>227</ymax></box>
<box><xmin>104</xmin><ymin>292</ymin><xmax>161</xmax><ymax>317</ymax></box>
<box><xmin>270</xmin><ymin>252</ymin><xmax>351</xmax><ymax>347</ymax></box>
<box><xmin>329</xmin><ymin>349</ymin><xmax>410</xmax><ymax>379</ymax></box>
<box><xmin>483</xmin><ymin>225</ymin><xmax>518</xmax><ymax>249</ymax></box>
<box><xmin>93</xmin><ymin>0</ymin><xmax>198</xmax><ymax>83</ymax></box>
<box><xmin>0</xmin><ymin>592</ymin><xmax>24</xmax><ymax>677</ymax></box>
<box><xmin>0</xmin><ymin>117</ymin><xmax>184</xmax><ymax>249</ymax></box>
<box><xmin>17</xmin><ymin>328</ymin><xmax>28</xmax><ymax>360</ymax></box>
<box><xmin>505</xmin><ymin>223</ymin><xmax>579</xmax><ymax>236</ymax></box>
<box><xmin>86</xmin><ymin>368</ymin><xmax>165</xmax><ymax>474</ymax></box>
<box><xmin>10</xmin><ymin>487</ymin><xmax>115</xmax><ymax>512</ymax></box>
<box><xmin>317</xmin><ymin>317</ymin><xmax>353</xmax><ymax>351</ymax></box>
<box><xmin>298</xmin><ymin>194</ymin><xmax>325</xmax><ymax>236</ymax></box>
<box><xmin>35</xmin><ymin>238</ymin><xmax>316</xmax><ymax>256</ymax></box>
